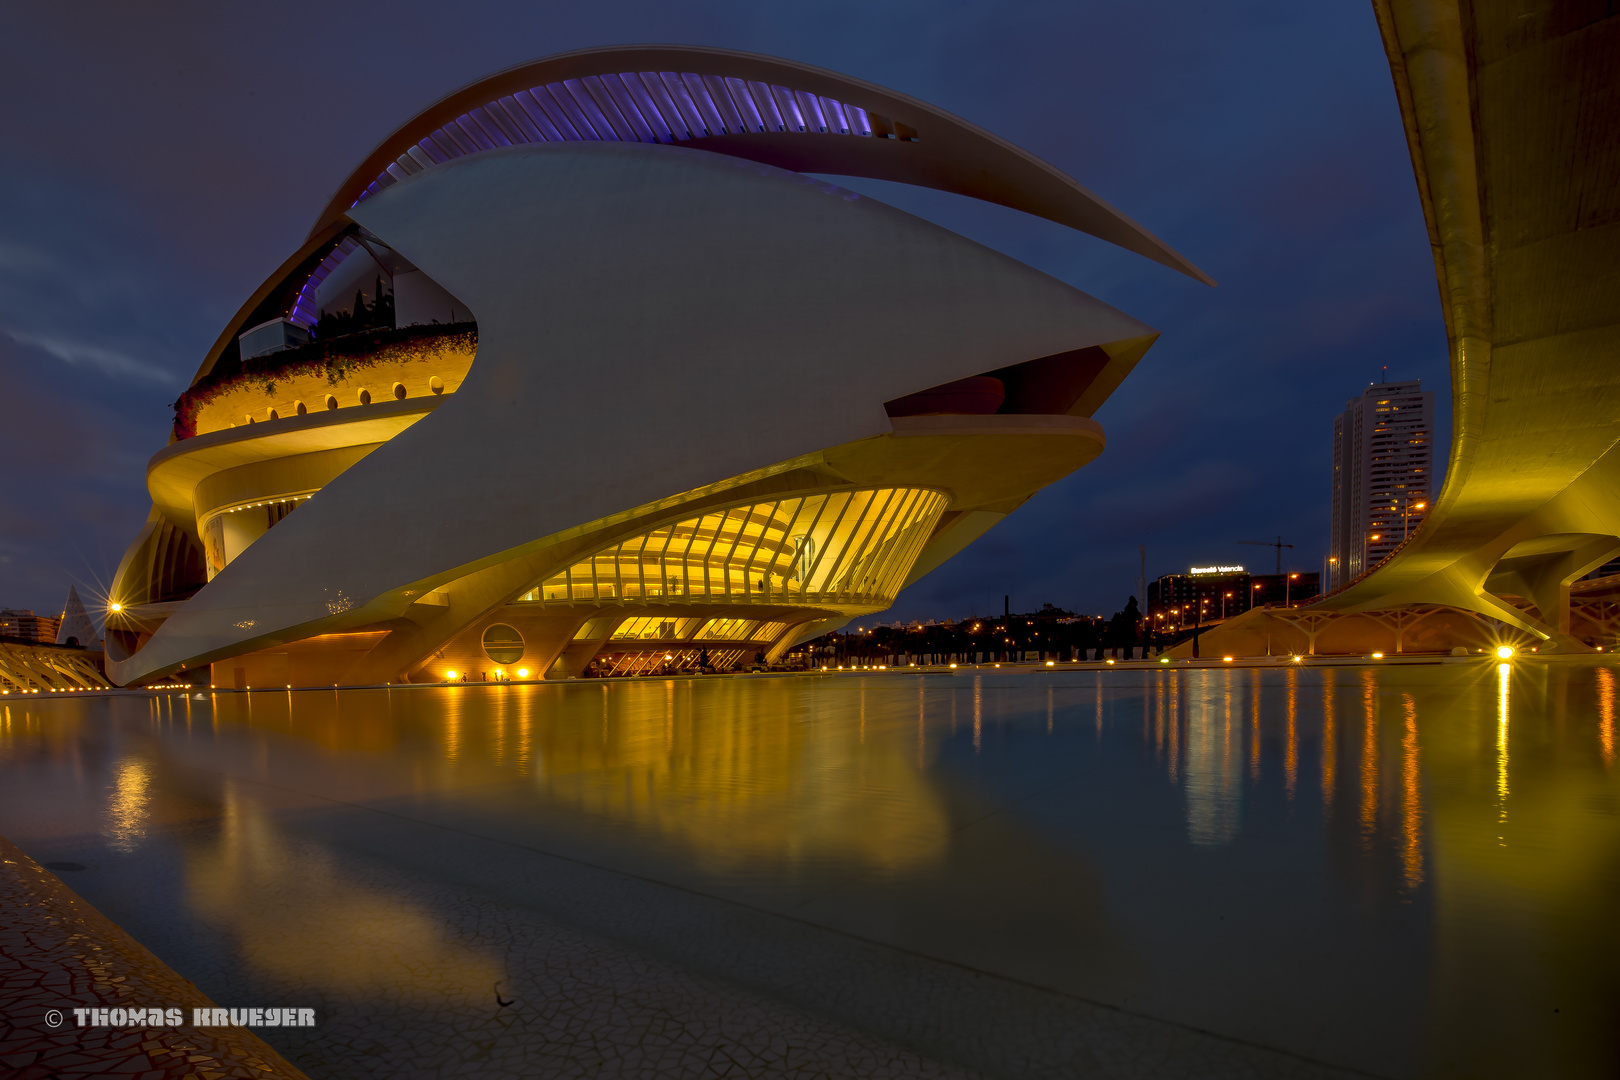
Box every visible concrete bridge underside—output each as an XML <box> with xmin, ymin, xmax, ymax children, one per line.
<box><xmin>1189</xmin><ymin>1</ymin><xmax>1620</xmax><ymax>657</ymax></box>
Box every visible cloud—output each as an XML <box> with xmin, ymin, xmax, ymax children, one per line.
<box><xmin>5</xmin><ymin>329</ymin><xmax>173</xmax><ymax>384</ymax></box>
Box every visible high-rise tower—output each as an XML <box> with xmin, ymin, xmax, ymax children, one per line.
<box><xmin>1330</xmin><ymin>380</ymin><xmax>1435</xmax><ymax>590</ymax></box>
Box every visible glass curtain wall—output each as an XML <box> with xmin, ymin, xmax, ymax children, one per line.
<box><xmin>524</xmin><ymin>488</ymin><xmax>947</xmax><ymax>607</ymax></box>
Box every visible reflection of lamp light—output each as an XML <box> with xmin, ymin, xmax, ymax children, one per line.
<box><xmin>1496</xmin><ymin>645</ymin><xmax>1515</xmax><ymax>660</ymax></box>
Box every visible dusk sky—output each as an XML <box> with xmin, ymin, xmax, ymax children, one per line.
<box><xmin>0</xmin><ymin>1</ymin><xmax>1448</xmax><ymax>625</ymax></box>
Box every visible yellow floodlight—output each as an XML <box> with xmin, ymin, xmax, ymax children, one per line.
<box><xmin>444</xmin><ymin>670</ymin><xmax>458</xmax><ymax>680</ymax></box>
<box><xmin>1495</xmin><ymin>645</ymin><xmax>1515</xmax><ymax>660</ymax></box>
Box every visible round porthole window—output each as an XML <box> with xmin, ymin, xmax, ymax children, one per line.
<box><xmin>482</xmin><ymin>624</ymin><xmax>524</xmax><ymax>664</ymax></box>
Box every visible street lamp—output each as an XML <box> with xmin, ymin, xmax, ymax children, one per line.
<box><xmin>1286</xmin><ymin>572</ymin><xmax>1298</xmax><ymax>606</ymax></box>
<box><xmin>1222</xmin><ymin>591</ymin><xmax>1232</xmax><ymax>619</ymax></box>
<box><xmin>1400</xmin><ymin>496</ymin><xmax>1427</xmax><ymax>543</ymax></box>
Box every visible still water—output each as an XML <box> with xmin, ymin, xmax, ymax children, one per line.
<box><xmin>1</xmin><ymin>664</ymin><xmax>1617</xmax><ymax>1079</ymax></box>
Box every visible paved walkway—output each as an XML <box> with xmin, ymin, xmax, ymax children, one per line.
<box><xmin>0</xmin><ymin>833</ymin><xmax>308</xmax><ymax>1080</ymax></box>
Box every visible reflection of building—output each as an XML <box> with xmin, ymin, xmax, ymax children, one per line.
<box><xmin>103</xmin><ymin>46</ymin><xmax>1207</xmax><ymax>688</ymax></box>
<box><xmin>1182</xmin><ymin>676</ymin><xmax>1241</xmax><ymax>846</ymax></box>
<box><xmin>1329</xmin><ymin>380</ymin><xmax>1434</xmax><ymax>588</ymax></box>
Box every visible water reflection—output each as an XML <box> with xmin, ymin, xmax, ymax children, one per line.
<box><xmin>1184</xmin><ymin>674</ymin><xmax>1242</xmax><ymax>846</ymax></box>
<box><xmin>186</xmin><ymin>782</ymin><xmax>501</xmax><ymax>995</ymax></box>
<box><xmin>1401</xmin><ymin>694</ymin><xmax>1423</xmax><ymax>892</ymax></box>
<box><xmin>1497</xmin><ymin>662</ymin><xmax>1511</xmax><ymax>841</ymax></box>
<box><xmin>2</xmin><ymin>664</ymin><xmax>1620</xmax><ymax>1077</ymax></box>
<box><xmin>1600</xmin><ymin>667</ymin><xmax>1616</xmax><ymax>767</ymax></box>
<box><xmin>104</xmin><ymin>757</ymin><xmax>152</xmax><ymax>853</ymax></box>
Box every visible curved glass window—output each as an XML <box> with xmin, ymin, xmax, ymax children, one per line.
<box><xmin>527</xmin><ymin>488</ymin><xmax>946</xmax><ymax>608</ymax></box>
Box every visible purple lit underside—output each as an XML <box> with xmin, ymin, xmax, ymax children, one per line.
<box><xmin>354</xmin><ymin>72</ymin><xmax>874</xmax><ymax>209</ymax></box>
<box><xmin>290</xmin><ymin>74</ymin><xmax>874</xmax><ymax>330</ymax></box>
<box><xmin>290</xmin><ymin>236</ymin><xmax>360</xmax><ymax>330</ymax></box>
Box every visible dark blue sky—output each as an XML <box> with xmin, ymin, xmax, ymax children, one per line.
<box><xmin>0</xmin><ymin>1</ymin><xmax>1447</xmax><ymax>623</ymax></box>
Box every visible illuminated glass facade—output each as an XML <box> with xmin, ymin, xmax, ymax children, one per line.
<box><xmin>521</xmin><ymin>488</ymin><xmax>947</xmax><ymax>608</ymax></box>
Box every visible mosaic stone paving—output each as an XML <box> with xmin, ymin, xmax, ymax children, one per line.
<box><xmin>0</xmin><ymin>833</ymin><xmax>308</xmax><ymax>1080</ymax></box>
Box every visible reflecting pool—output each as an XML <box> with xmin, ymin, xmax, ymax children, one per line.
<box><xmin>2</xmin><ymin>664</ymin><xmax>1618</xmax><ymax>1078</ymax></box>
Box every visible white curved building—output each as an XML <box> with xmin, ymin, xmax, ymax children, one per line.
<box><xmin>106</xmin><ymin>45</ymin><xmax>1206</xmax><ymax>687</ymax></box>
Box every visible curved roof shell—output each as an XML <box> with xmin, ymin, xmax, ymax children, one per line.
<box><xmin>191</xmin><ymin>45</ymin><xmax>1208</xmax><ymax>386</ymax></box>
<box><xmin>112</xmin><ymin>144</ymin><xmax>1154</xmax><ymax>682</ymax></box>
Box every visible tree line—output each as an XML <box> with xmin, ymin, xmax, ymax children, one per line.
<box><xmin>792</xmin><ymin>597</ymin><xmax>1169</xmax><ymax>665</ymax></box>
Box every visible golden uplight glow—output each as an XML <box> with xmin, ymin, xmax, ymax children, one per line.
<box><xmin>516</xmin><ymin>668</ymin><xmax>530</xmax><ymax>678</ymax></box>
<box><xmin>444</xmin><ymin>670</ymin><xmax>458</xmax><ymax>680</ymax></box>
<box><xmin>109</xmin><ymin>602</ymin><xmax>123</xmax><ymax>612</ymax></box>
<box><xmin>1495</xmin><ymin>645</ymin><xmax>1515</xmax><ymax>660</ymax></box>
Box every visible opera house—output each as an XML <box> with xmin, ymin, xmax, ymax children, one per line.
<box><xmin>105</xmin><ymin>45</ymin><xmax>1206</xmax><ymax>688</ymax></box>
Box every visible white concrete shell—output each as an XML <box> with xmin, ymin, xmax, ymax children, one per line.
<box><xmin>110</xmin><ymin>143</ymin><xmax>1155</xmax><ymax>684</ymax></box>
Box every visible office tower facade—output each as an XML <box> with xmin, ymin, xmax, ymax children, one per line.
<box><xmin>1330</xmin><ymin>380</ymin><xmax>1435</xmax><ymax>589</ymax></box>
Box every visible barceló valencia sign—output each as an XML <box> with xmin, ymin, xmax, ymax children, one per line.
<box><xmin>1189</xmin><ymin>566</ymin><xmax>1245</xmax><ymax>576</ymax></box>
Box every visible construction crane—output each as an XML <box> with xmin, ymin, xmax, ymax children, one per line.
<box><xmin>1238</xmin><ymin>536</ymin><xmax>1293</xmax><ymax>574</ymax></box>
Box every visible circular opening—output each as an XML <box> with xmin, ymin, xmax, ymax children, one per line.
<box><xmin>358</xmin><ymin>388</ymin><xmax>371</xmax><ymax>405</ymax></box>
<box><xmin>295</xmin><ymin>401</ymin><xmax>307</xmax><ymax>415</ymax></box>
<box><xmin>482</xmin><ymin>623</ymin><xmax>524</xmax><ymax>664</ymax></box>
<box><xmin>393</xmin><ymin>383</ymin><xmax>407</xmax><ymax>400</ymax></box>
<box><xmin>325</xmin><ymin>395</ymin><xmax>338</xmax><ymax>410</ymax></box>
<box><xmin>429</xmin><ymin>376</ymin><xmax>444</xmax><ymax>395</ymax></box>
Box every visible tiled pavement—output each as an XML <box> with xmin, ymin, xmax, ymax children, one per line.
<box><xmin>0</xmin><ymin>833</ymin><xmax>308</xmax><ymax>1079</ymax></box>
